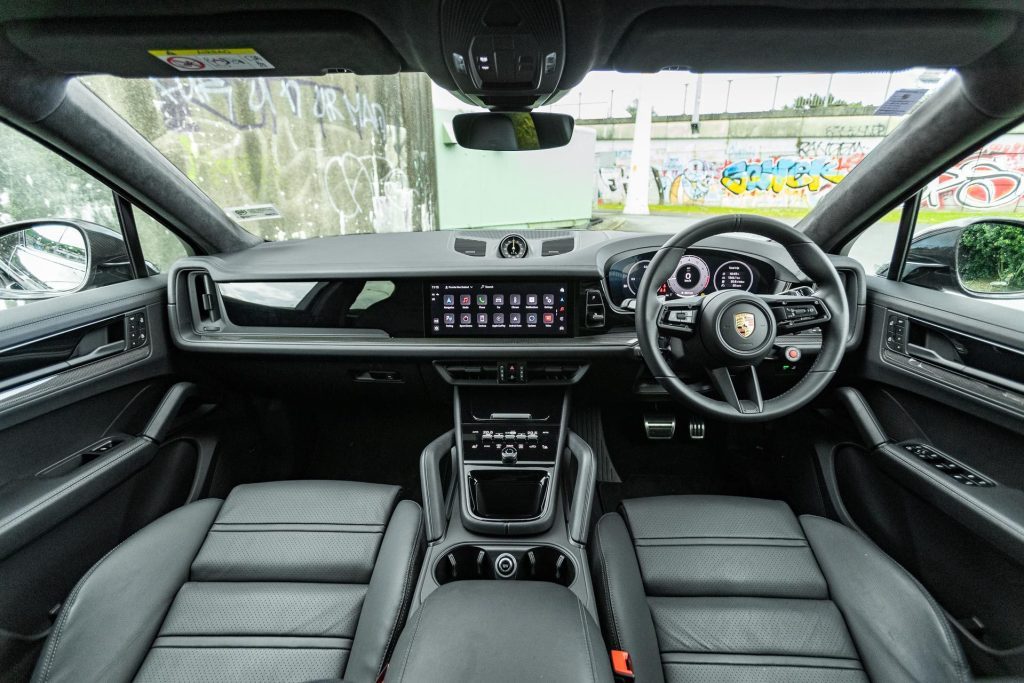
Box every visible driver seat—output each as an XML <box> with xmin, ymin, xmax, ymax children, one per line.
<box><xmin>591</xmin><ymin>495</ymin><xmax>970</xmax><ymax>682</ymax></box>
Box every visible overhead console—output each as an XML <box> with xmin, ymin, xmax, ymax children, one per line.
<box><xmin>440</xmin><ymin>0</ymin><xmax>566</xmax><ymax>109</ymax></box>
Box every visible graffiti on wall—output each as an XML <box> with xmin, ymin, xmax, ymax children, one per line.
<box><xmin>721</xmin><ymin>157</ymin><xmax>844</xmax><ymax>195</ymax></box>
<box><xmin>924</xmin><ymin>145</ymin><xmax>1024</xmax><ymax>210</ymax></box>
<box><xmin>594</xmin><ymin>134</ymin><xmax>890</xmax><ymax>209</ymax></box>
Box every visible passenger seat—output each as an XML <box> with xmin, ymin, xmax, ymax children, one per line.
<box><xmin>31</xmin><ymin>480</ymin><xmax>423</xmax><ymax>683</ymax></box>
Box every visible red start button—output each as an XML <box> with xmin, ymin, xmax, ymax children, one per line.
<box><xmin>784</xmin><ymin>347</ymin><xmax>802</xmax><ymax>362</ymax></box>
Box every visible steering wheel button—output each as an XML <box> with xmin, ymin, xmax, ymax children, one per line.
<box><xmin>784</xmin><ymin>347</ymin><xmax>802</xmax><ymax>362</ymax></box>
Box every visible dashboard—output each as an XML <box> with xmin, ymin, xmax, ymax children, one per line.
<box><xmin>166</xmin><ymin>228</ymin><xmax>865</xmax><ymax>357</ymax></box>
<box><xmin>605</xmin><ymin>250</ymin><xmax>777</xmax><ymax>309</ymax></box>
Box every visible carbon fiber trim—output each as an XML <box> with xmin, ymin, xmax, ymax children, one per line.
<box><xmin>0</xmin><ymin>345</ymin><xmax>151</xmax><ymax>416</ymax></box>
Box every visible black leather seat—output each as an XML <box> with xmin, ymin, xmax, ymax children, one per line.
<box><xmin>592</xmin><ymin>495</ymin><xmax>970</xmax><ymax>683</ymax></box>
<box><xmin>31</xmin><ymin>480</ymin><xmax>423</xmax><ymax>683</ymax></box>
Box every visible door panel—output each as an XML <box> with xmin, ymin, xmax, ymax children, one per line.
<box><xmin>0</xmin><ymin>276</ymin><xmax>198</xmax><ymax>681</ymax></box>
<box><xmin>832</xmin><ymin>275</ymin><xmax>1024</xmax><ymax>675</ymax></box>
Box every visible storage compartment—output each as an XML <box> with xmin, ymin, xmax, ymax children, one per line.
<box><xmin>468</xmin><ymin>469</ymin><xmax>548</xmax><ymax>520</ymax></box>
<box><xmin>434</xmin><ymin>544</ymin><xmax>576</xmax><ymax>587</ymax></box>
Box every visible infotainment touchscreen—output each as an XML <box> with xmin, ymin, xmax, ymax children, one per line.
<box><xmin>428</xmin><ymin>283</ymin><xmax>570</xmax><ymax>336</ymax></box>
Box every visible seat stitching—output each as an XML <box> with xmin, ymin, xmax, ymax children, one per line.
<box><xmin>39</xmin><ymin>499</ymin><xmax>222</xmax><ymax>682</ymax></box>
<box><xmin>577</xmin><ymin>592</ymin><xmax>597</xmax><ymax>683</ymax></box>
<box><xmin>393</xmin><ymin>599</ymin><xmax>425</xmax><ymax>683</ymax></box>
<box><xmin>377</xmin><ymin>507</ymin><xmax>423</xmax><ymax>677</ymax></box>
<box><xmin>594</xmin><ymin>520</ymin><xmax>622</xmax><ymax>649</ymax></box>
<box><xmin>802</xmin><ymin>516</ymin><xmax>970</xmax><ymax>683</ymax></box>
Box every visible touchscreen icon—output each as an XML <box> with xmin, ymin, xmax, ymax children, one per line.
<box><xmin>493</xmin><ymin>294</ymin><xmax>504</xmax><ymax>306</ymax></box>
<box><xmin>460</xmin><ymin>313</ymin><xmax>472</xmax><ymax>325</ymax></box>
<box><xmin>526</xmin><ymin>313</ymin><xmax>538</xmax><ymax>325</ymax></box>
<box><xmin>543</xmin><ymin>294</ymin><xmax>554</xmax><ymax>307</ymax></box>
<box><xmin>526</xmin><ymin>294</ymin><xmax>538</xmax><ymax>306</ymax></box>
<box><xmin>543</xmin><ymin>312</ymin><xmax>554</xmax><ymax>324</ymax></box>
<box><xmin>460</xmin><ymin>294</ymin><xmax>472</xmax><ymax>307</ymax></box>
<box><xmin>444</xmin><ymin>313</ymin><xmax>455</xmax><ymax>325</ymax></box>
<box><xmin>476</xmin><ymin>294</ymin><xmax>488</xmax><ymax>307</ymax></box>
<box><xmin>493</xmin><ymin>313</ymin><xmax>505</xmax><ymax>325</ymax></box>
<box><xmin>443</xmin><ymin>294</ymin><xmax>455</xmax><ymax>307</ymax></box>
<box><xmin>510</xmin><ymin>313</ymin><xmax>522</xmax><ymax>325</ymax></box>
<box><xmin>510</xmin><ymin>294</ymin><xmax>521</xmax><ymax>307</ymax></box>
<box><xmin>477</xmin><ymin>313</ymin><xmax>488</xmax><ymax>325</ymax></box>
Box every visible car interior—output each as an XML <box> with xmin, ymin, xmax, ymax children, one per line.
<box><xmin>1</xmin><ymin>1</ymin><xmax>1024</xmax><ymax>682</ymax></box>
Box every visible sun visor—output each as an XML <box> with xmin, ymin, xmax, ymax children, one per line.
<box><xmin>4</xmin><ymin>11</ymin><xmax>403</xmax><ymax>77</ymax></box>
<box><xmin>610</xmin><ymin>9</ymin><xmax>1019</xmax><ymax>73</ymax></box>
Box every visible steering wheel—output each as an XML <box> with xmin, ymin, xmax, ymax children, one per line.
<box><xmin>635</xmin><ymin>215</ymin><xmax>849</xmax><ymax>422</ymax></box>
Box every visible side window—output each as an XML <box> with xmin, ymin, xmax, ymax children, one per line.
<box><xmin>846</xmin><ymin>206</ymin><xmax>903</xmax><ymax>276</ymax></box>
<box><xmin>903</xmin><ymin>135</ymin><xmax>1024</xmax><ymax>301</ymax></box>
<box><xmin>0</xmin><ymin>123</ymin><xmax>131</xmax><ymax>311</ymax></box>
<box><xmin>133</xmin><ymin>207</ymin><xmax>191</xmax><ymax>274</ymax></box>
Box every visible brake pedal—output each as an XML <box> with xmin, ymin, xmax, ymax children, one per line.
<box><xmin>643</xmin><ymin>414</ymin><xmax>676</xmax><ymax>440</ymax></box>
<box><xmin>688</xmin><ymin>418</ymin><xmax>705</xmax><ymax>440</ymax></box>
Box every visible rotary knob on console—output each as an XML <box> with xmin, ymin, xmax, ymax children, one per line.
<box><xmin>500</xmin><ymin>445</ymin><xmax>518</xmax><ymax>465</ymax></box>
<box><xmin>494</xmin><ymin>553</ymin><xmax>517</xmax><ymax>579</ymax></box>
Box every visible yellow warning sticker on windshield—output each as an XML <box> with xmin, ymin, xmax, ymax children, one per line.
<box><xmin>148</xmin><ymin>48</ymin><xmax>274</xmax><ymax>72</ymax></box>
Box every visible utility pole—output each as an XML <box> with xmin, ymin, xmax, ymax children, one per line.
<box><xmin>578</xmin><ymin>92</ymin><xmax>583</xmax><ymax>118</ymax></box>
<box><xmin>624</xmin><ymin>74</ymin><xmax>653</xmax><ymax>215</ymax></box>
<box><xmin>609</xmin><ymin>89</ymin><xmax>614</xmax><ymax>118</ymax></box>
<box><xmin>690</xmin><ymin>73</ymin><xmax>703</xmax><ymax>135</ymax></box>
<box><xmin>682</xmin><ymin>83</ymin><xmax>689</xmax><ymax>116</ymax></box>
<box><xmin>825</xmin><ymin>73</ymin><xmax>834</xmax><ymax>106</ymax></box>
<box><xmin>771</xmin><ymin>75</ymin><xmax>781</xmax><ymax>110</ymax></box>
<box><xmin>724</xmin><ymin>79</ymin><xmax>733</xmax><ymax>113</ymax></box>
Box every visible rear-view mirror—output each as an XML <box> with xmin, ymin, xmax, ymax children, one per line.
<box><xmin>956</xmin><ymin>220</ymin><xmax>1024</xmax><ymax>297</ymax></box>
<box><xmin>452</xmin><ymin>112</ymin><xmax>574</xmax><ymax>151</ymax></box>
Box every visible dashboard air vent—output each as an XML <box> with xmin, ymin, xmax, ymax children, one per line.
<box><xmin>541</xmin><ymin>237</ymin><xmax>575</xmax><ymax>256</ymax></box>
<box><xmin>187</xmin><ymin>271</ymin><xmax>222</xmax><ymax>331</ymax></box>
<box><xmin>454</xmin><ymin>237</ymin><xmax>487</xmax><ymax>257</ymax></box>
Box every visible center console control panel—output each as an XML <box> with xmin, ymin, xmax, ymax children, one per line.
<box><xmin>463</xmin><ymin>424</ymin><xmax>558</xmax><ymax>463</ymax></box>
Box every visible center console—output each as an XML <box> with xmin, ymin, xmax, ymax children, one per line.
<box><xmin>414</xmin><ymin>362</ymin><xmax>600</xmax><ymax>616</ymax></box>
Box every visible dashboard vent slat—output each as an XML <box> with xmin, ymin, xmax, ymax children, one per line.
<box><xmin>454</xmin><ymin>237</ymin><xmax>487</xmax><ymax>257</ymax></box>
<box><xmin>541</xmin><ymin>237</ymin><xmax>575</xmax><ymax>256</ymax></box>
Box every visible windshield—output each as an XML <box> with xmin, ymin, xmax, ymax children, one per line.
<box><xmin>84</xmin><ymin>69</ymin><xmax>948</xmax><ymax>240</ymax></box>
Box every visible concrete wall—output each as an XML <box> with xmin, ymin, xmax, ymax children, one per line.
<box><xmin>589</xmin><ymin>111</ymin><xmax>1024</xmax><ymax>214</ymax></box>
<box><xmin>434</xmin><ymin>111</ymin><xmax>596</xmax><ymax>230</ymax></box>
<box><xmin>88</xmin><ymin>73</ymin><xmax>438</xmax><ymax>240</ymax></box>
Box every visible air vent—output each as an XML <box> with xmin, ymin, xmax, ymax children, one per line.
<box><xmin>454</xmin><ymin>237</ymin><xmax>487</xmax><ymax>257</ymax></box>
<box><xmin>187</xmin><ymin>271</ymin><xmax>222</xmax><ymax>332</ymax></box>
<box><xmin>439</xmin><ymin>363</ymin><xmax>500</xmax><ymax>383</ymax></box>
<box><xmin>541</xmin><ymin>237</ymin><xmax>574</xmax><ymax>256</ymax></box>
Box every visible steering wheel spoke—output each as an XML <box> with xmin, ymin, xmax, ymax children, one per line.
<box><xmin>656</xmin><ymin>297</ymin><xmax>701</xmax><ymax>338</ymax></box>
<box><xmin>762</xmin><ymin>294</ymin><xmax>831</xmax><ymax>333</ymax></box>
<box><xmin>707</xmin><ymin>366</ymin><xmax>764</xmax><ymax>415</ymax></box>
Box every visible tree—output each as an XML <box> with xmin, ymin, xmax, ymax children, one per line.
<box><xmin>785</xmin><ymin>93</ymin><xmax>860</xmax><ymax>110</ymax></box>
<box><xmin>626</xmin><ymin>99</ymin><xmax>658</xmax><ymax>119</ymax></box>
<box><xmin>958</xmin><ymin>222</ymin><xmax>1024</xmax><ymax>291</ymax></box>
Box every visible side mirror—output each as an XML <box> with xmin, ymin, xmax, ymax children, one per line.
<box><xmin>452</xmin><ymin>112</ymin><xmax>574</xmax><ymax>151</ymax></box>
<box><xmin>955</xmin><ymin>220</ymin><xmax>1024</xmax><ymax>297</ymax></box>
<box><xmin>0</xmin><ymin>221</ymin><xmax>89</xmax><ymax>299</ymax></box>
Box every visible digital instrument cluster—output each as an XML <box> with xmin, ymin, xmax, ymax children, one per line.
<box><xmin>428</xmin><ymin>282</ymin><xmax>570</xmax><ymax>336</ymax></box>
<box><xmin>606</xmin><ymin>250</ymin><xmax>774</xmax><ymax>307</ymax></box>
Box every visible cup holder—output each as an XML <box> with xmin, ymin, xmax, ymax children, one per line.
<box><xmin>434</xmin><ymin>544</ymin><xmax>576</xmax><ymax>587</ymax></box>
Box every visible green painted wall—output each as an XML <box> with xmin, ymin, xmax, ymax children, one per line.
<box><xmin>433</xmin><ymin>110</ymin><xmax>596</xmax><ymax>230</ymax></box>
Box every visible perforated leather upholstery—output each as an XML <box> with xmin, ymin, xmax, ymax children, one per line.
<box><xmin>592</xmin><ymin>495</ymin><xmax>970</xmax><ymax>683</ymax></box>
<box><xmin>31</xmin><ymin>480</ymin><xmax>424</xmax><ymax>683</ymax></box>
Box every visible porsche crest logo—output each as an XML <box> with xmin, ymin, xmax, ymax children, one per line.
<box><xmin>734</xmin><ymin>312</ymin><xmax>756</xmax><ymax>339</ymax></box>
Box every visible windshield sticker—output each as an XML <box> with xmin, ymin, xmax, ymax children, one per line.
<box><xmin>226</xmin><ymin>204</ymin><xmax>283</xmax><ymax>221</ymax></box>
<box><xmin>874</xmin><ymin>89</ymin><xmax>928</xmax><ymax>116</ymax></box>
<box><xmin>149</xmin><ymin>49</ymin><xmax>274</xmax><ymax>72</ymax></box>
